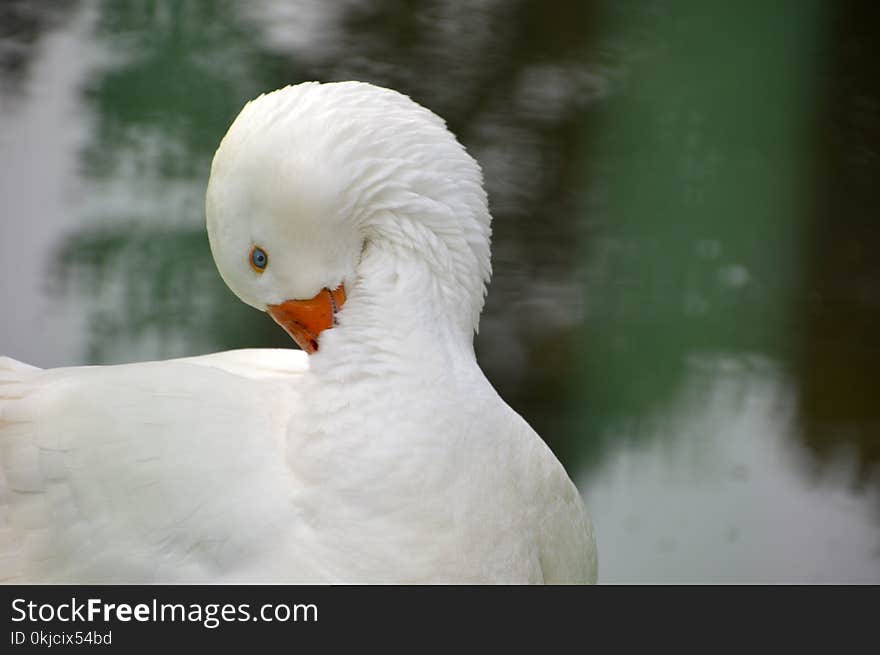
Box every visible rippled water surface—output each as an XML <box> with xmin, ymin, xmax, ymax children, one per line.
<box><xmin>1</xmin><ymin>0</ymin><xmax>878</xmax><ymax>582</ymax></box>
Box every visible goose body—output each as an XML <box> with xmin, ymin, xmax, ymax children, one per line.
<box><xmin>0</xmin><ymin>82</ymin><xmax>596</xmax><ymax>583</ymax></box>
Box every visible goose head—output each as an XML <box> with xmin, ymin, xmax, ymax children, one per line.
<box><xmin>206</xmin><ymin>81</ymin><xmax>492</xmax><ymax>354</ymax></box>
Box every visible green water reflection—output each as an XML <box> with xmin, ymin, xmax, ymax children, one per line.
<box><xmin>1</xmin><ymin>0</ymin><xmax>878</xmax><ymax>581</ymax></box>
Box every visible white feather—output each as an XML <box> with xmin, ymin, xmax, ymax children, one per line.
<box><xmin>1</xmin><ymin>82</ymin><xmax>596</xmax><ymax>583</ymax></box>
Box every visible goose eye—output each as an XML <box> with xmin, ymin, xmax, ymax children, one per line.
<box><xmin>250</xmin><ymin>245</ymin><xmax>268</xmax><ymax>272</ymax></box>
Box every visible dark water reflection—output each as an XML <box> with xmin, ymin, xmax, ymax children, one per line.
<box><xmin>0</xmin><ymin>0</ymin><xmax>78</xmax><ymax>98</ymax></box>
<box><xmin>1</xmin><ymin>0</ymin><xmax>878</xmax><ymax>581</ymax></box>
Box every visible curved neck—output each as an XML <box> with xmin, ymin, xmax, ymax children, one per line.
<box><xmin>308</xmin><ymin>240</ymin><xmax>477</xmax><ymax>379</ymax></box>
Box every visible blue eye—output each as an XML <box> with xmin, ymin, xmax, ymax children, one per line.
<box><xmin>250</xmin><ymin>245</ymin><xmax>268</xmax><ymax>272</ymax></box>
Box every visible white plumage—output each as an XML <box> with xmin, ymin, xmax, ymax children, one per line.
<box><xmin>0</xmin><ymin>81</ymin><xmax>596</xmax><ymax>583</ymax></box>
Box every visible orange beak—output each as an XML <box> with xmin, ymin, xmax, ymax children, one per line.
<box><xmin>267</xmin><ymin>284</ymin><xmax>347</xmax><ymax>354</ymax></box>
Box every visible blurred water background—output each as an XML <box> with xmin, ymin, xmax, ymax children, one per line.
<box><xmin>1</xmin><ymin>0</ymin><xmax>878</xmax><ymax>582</ymax></box>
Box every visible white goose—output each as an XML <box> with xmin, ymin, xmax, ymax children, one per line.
<box><xmin>0</xmin><ymin>81</ymin><xmax>596</xmax><ymax>584</ymax></box>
